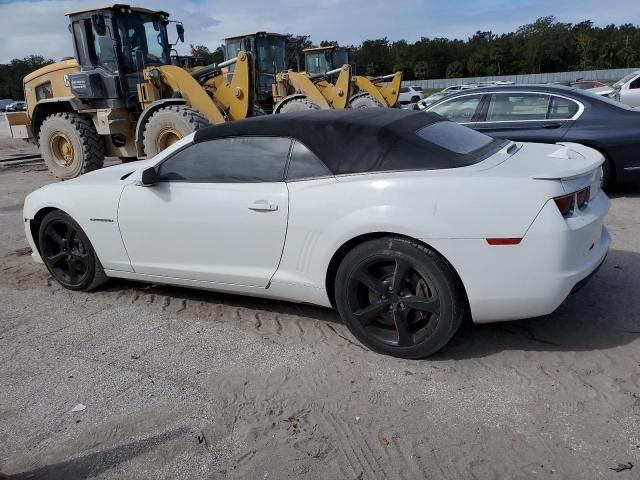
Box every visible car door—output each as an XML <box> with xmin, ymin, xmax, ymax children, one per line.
<box><xmin>398</xmin><ymin>86</ymin><xmax>410</xmax><ymax>103</ymax></box>
<box><xmin>117</xmin><ymin>136</ymin><xmax>292</xmax><ymax>287</ymax></box>
<box><xmin>426</xmin><ymin>93</ymin><xmax>485</xmax><ymax>127</ymax></box>
<box><xmin>620</xmin><ymin>76</ymin><xmax>640</xmax><ymax>108</ymax></box>
<box><xmin>473</xmin><ymin>92</ymin><xmax>577</xmax><ymax>142</ymax></box>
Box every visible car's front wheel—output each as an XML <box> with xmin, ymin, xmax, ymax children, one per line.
<box><xmin>38</xmin><ymin>210</ymin><xmax>107</xmax><ymax>291</ymax></box>
<box><xmin>334</xmin><ymin>237</ymin><xmax>466</xmax><ymax>358</ymax></box>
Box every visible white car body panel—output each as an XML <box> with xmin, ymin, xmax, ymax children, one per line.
<box><xmin>23</xmin><ymin>134</ymin><xmax>610</xmax><ymax>323</ymax></box>
<box><xmin>398</xmin><ymin>86</ymin><xmax>425</xmax><ymax>103</ymax></box>
<box><xmin>117</xmin><ymin>181</ymin><xmax>288</xmax><ymax>287</ymax></box>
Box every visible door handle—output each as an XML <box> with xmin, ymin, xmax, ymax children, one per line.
<box><xmin>248</xmin><ymin>200</ymin><xmax>278</xmax><ymax>211</ymax></box>
<box><xmin>542</xmin><ymin>122</ymin><xmax>562</xmax><ymax>129</ymax></box>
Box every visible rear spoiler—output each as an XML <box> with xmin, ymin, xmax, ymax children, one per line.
<box><xmin>531</xmin><ymin>142</ymin><xmax>604</xmax><ymax>180</ymax></box>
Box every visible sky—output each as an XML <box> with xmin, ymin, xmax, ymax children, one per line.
<box><xmin>0</xmin><ymin>0</ymin><xmax>639</xmax><ymax>63</ymax></box>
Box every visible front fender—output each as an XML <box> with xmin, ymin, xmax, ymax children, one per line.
<box><xmin>24</xmin><ymin>181</ymin><xmax>133</xmax><ymax>272</ymax></box>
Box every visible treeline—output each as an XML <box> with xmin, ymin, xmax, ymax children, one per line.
<box><xmin>2</xmin><ymin>16</ymin><xmax>639</xmax><ymax>100</ymax></box>
<box><xmin>0</xmin><ymin>55</ymin><xmax>53</xmax><ymax>100</ymax></box>
<box><xmin>288</xmin><ymin>16</ymin><xmax>640</xmax><ymax>79</ymax></box>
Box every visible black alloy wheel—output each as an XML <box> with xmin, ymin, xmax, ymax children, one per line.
<box><xmin>335</xmin><ymin>237</ymin><xmax>465</xmax><ymax>358</ymax></box>
<box><xmin>38</xmin><ymin>211</ymin><xmax>107</xmax><ymax>291</ymax></box>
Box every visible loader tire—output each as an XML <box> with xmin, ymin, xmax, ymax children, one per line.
<box><xmin>349</xmin><ymin>94</ymin><xmax>385</xmax><ymax>109</ymax></box>
<box><xmin>251</xmin><ymin>105</ymin><xmax>266</xmax><ymax>117</ymax></box>
<box><xmin>143</xmin><ymin>105</ymin><xmax>210</xmax><ymax>158</ymax></box>
<box><xmin>277</xmin><ymin>98</ymin><xmax>320</xmax><ymax>114</ymax></box>
<box><xmin>39</xmin><ymin>112</ymin><xmax>104</xmax><ymax>179</ymax></box>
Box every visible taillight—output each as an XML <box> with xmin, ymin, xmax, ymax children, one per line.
<box><xmin>554</xmin><ymin>194</ymin><xmax>575</xmax><ymax>217</ymax></box>
<box><xmin>576</xmin><ymin>187</ymin><xmax>590</xmax><ymax>209</ymax></box>
<box><xmin>553</xmin><ymin>187</ymin><xmax>590</xmax><ymax>217</ymax></box>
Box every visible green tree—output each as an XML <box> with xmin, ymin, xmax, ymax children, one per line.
<box><xmin>0</xmin><ymin>55</ymin><xmax>54</xmax><ymax>99</ymax></box>
<box><xmin>413</xmin><ymin>61</ymin><xmax>430</xmax><ymax>79</ymax></box>
<box><xmin>446</xmin><ymin>61</ymin><xmax>464</xmax><ymax>78</ymax></box>
<box><xmin>189</xmin><ymin>45</ymin><xmax>224</xmax><ymax>65</ymax></box>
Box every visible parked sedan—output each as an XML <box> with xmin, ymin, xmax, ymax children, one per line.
<box><xmin>6</xmin><ymin>101</ymin><xmax>26</xmax><ymax>112</ymax></box>
<box><xmin>425</xmin><ymin>84</ymin><xmax>640</xmax><ymax>187</ymax></box>
<box><xmin>23</xmin><ymin>109</ymin><xmax>609</xmax><ymax>358</ymax></box>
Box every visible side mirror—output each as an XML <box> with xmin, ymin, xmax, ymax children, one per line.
<box><xmin>176</xmin><ymin>23</ymin><xmax>185</xmax><ymax>43</ymax></box>
<box><xmin>91</xmin><ymin>14</ymin><xmax>107</xmax><ymax>37</ymax></box>
<box><xmin>141</xmin><ymin>167</ymin><xmax>158</xmax><ymax>186</ymax></box>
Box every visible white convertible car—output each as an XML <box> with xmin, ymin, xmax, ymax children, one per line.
<box><xmin>23</xmin><ymin>109</ymin><xmax>610</xmax><ymax>358</ymax></box>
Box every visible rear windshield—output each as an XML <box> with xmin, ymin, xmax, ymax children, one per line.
<box><xmin>416</xmin><ymin>121</ymin><xmax>493</xmax><ymax>154</ymax></box>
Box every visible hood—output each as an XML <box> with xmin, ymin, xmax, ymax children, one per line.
<box><xmin>67</xmin><ymin>160</ymin><xmax>152</xmax><ymax>185</ymax></box>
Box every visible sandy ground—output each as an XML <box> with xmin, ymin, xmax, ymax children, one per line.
<box><xmin>0</xmin><ymin>128</ymin><xmax>639</xmax><ymax>480</ymax></box>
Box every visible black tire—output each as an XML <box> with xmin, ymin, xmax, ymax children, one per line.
<box><xmin>251</xmin><ymin>105</ymin><xmax>266</xmax><ymax>117</ymax></box>
<box><xmin>39</xmin><ymin>112</ymin><xmax>104</xmax><ymax>179</ymax></box>
<box><xmin>601</xmin><ymin>156</ymin><xmax>614</xmax><ymax>190</ymax></box>
<box><xmin>410</xmin><ymin>95</ymin><xmax>420</xmax><ymax>103</ymax></box>
<box><xmin>348</xmin><ymin>94</ymin><xmax>384</xmax><ymax>109</ymax></box>
<box><xmin>334</xmin><ymin>237</ymin><xmax>465</xmax><ymax>359</ymax></box>
<box><xmin>38</xmin><ymin>210</ymin><xmax>107</xmax><ymax>291</ymax></box>
<box><xmin>277</xmin><ymin>98</ymin><xmax>320</xmax><ymax>114</ymax></box>
<box><xmin>142</xmin><ymin>105</ymin><xmax>210</xmax><ymax>158</ymax></box>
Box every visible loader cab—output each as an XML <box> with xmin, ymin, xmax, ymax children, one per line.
<box><xmin>66</xmin><ymin>5</ymin><xmax>176</xmax><ymax>106</ymax></box>
<box><xmin>304</xmin><ymin>46</ymin><xmax>350</xmax><ymax>75</ymax></box>
<box><xmin>225</xmin><ymin>32</ymin><xmax>287</xmax><ymax>110</ymax></box>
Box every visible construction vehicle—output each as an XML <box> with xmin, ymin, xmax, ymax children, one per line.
<box><xmin>303</xmin><ymin>45</ymin><xmax>402</xmax><ymax>108</ymax></box>
<box><xmin>4</xmin><ymin>4</ymin><xmax>254</xmax><ymax>179</ymax></box>
<box><xmin>224</xmin><ymin>32</ymin><xmax>352</xmax><ymax>113</ymax></box>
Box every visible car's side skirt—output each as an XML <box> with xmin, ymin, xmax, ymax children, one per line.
<box><xmin>103</xmin><ymin>270</ymin><xmax>332</xmax><ymax>309</ymax></box>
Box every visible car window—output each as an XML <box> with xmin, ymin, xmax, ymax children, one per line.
<box><xmin>630</xmin><ymin>78</ymin><xmax>640</xmax><ymax>89</ymax></box>
<box><xmin>429</xmin><ymin>95</ymin><xmax>482</xmax><ymax>123</ymax></box>
<box><xmin>286</xmin><ymin>141</ymin><xmax>332</xmax><ymax>180</ymax></box>
<box><xmin>548</xmin><ymin>96</ymin><xmax>580</xmax><ymax>119</ymax></box>
<box><xmin>613</xmin><ymin>73</ymin><xmax>637</xmax><ymax>88</ymax></box>
<box><xmin>158</xmin><ymin>136</ymin><xmax>292</xmax><ymax>182</ymax></box>
<box><xmin>486</xmin><ymin>93</ymin><xmax>550</xmax><ymax>121</ymax></box>
<box><xmin>416</xmin><ymin>121</ymin><xmax>493</xmax><ymax>154</ymax></box>
<box><xmin>399</xmin><ymin>87</ymin><xmax>409</xmax><ymax>93</ymax></box>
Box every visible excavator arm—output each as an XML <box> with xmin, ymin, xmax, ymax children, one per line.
<box><xmin>142</xmin><ymin>51</ymin><xmax>254</xmax><ymax>124</ymax></box>
<box><xmin>310</xmin><ymin>65</ymin><xmax>351</xmax><ymax>109</ymax></box>
<box><xmin>353</xmin><ymin>71</ymin><xmax>403</xmax><ymax>107</ymax></box>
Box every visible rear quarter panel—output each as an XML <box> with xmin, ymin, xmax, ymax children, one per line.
<box><xmin>273</xmin><ymin>167</ymin><xmax>561</xmax><ymax>292</ymax></box>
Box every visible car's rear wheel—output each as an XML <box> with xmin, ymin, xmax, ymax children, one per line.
<box><xmin>334</xmin><ymin>237</ymin><xmax>465</xmax><ymax>358</ymax></box>
<box><xmin>410</xmin><ymin>95</ymin><xmax>420</xmax><ymax>103</ymax></box>
<box><xmin>38</xmin><ymin>210</ymin><xmax>107</xmax><ymax>291</ymax></box>
<box><xmin>601</xmin><ymin>156</ymin><xmax>614</xmax><ymax>190</ymax></box>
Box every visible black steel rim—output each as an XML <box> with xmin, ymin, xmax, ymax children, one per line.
<box><xmin>41</xmin><ymin>220</ymin><xmax>89</xmax><ymax>286</ymax></box>
<box><xmin>347</xmin><ymin>255</ymin><xmax>440</xmax><ymax>347</ymax></box>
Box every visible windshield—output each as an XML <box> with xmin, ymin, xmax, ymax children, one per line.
<box><xmin>332</xmin><ymin>48</ymin><xmax>350</xmax><ymax>67</ymax></box>
<box><xmin>117</xmin><ymin>12</ymin><xmax>169</xmax><ymax>72</ymax></box>
<box><xmin>306</xmin><ymin>52</ymin><xmax>329</xmax><ymax>74</ymax></box>
<box><xmin>613</xmin><ymin>72</ymin><xmax>638</xmax><ymax>88</ymax></box>
<box><xmin>256</xmin><ymin>36</ymin><xmax>286</xmax><ymax>75</ymax></box>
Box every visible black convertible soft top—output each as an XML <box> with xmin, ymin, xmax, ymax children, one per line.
<box><xmin>193</xmin><ymin>109</ymin><xmax>503</xmax><ymax>175</ymax></box>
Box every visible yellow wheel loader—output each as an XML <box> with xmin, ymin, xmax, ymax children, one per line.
<box><xmin>4</xmin><ymin>5</ymin><xmax>253</xmax><ymax>179</ymax></box>
<box><xmin>224</xmin><ymin>32</ymin><xmax>351</xmax><ymax>113</ymax></box>
<box><xmin>303</xmin><ymin>46</ymin><xmax>402</xmax><ymax>108</ymax></box>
